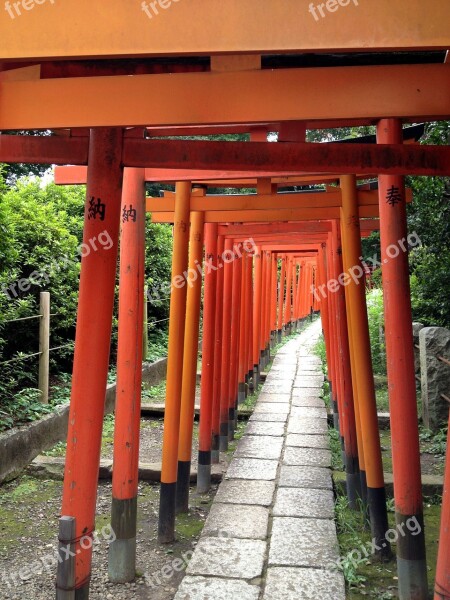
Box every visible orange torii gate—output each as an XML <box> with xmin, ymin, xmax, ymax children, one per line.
<box><xmin>1</xmin><ymin>5</ymin><xmax>449</xmax><ymax>597</ymax></box>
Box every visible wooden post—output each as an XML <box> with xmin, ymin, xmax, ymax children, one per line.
<box><xmin>38</xmin><ymin>291</ymin><xmax>50</xmax><ymax>404</ymax></box>
<box><xmin>55</xmin><ymin>516</ymin><xmax>76</xmax><ymax>600</ymax></box>
<box><xmin>60</xmin><ymin>128</ymin><xmax>124</xmax><ymax>598</ymax></box>
<box><xmin>158</xmin><ymin>181</ymin><xmax>191</xmax><ymax>544</ymax></box>
<box><xmin>340</xmin><ymin>175</ymin><xmax>391</xmax><ymax>559</ymax></box>
<box><xmin>109</xmin><ymin>167</ymin><xmax>146</xmax><ymax>583</ymax></box>
<box><xmin>177</xmin><ymin>211</ymin><xmax>205</xmax><ymax>513</ymax></box>
<box><xmin>211</xmin><ymin>235</ymin><xmax>224</xmax><ymax>463</ymax></box>
<box><xmin>197</xmin><ymin>223</ymin><xmax>218</xmax><ymax>492</ymax></box>
<box><xmin>219</xmin><ymin>238</ymin><xmax>234</xmax><ymax>451</ymax></box>
<box><xmin>377</xmin><ymin>119</ymin><xmax>428</xmax><ymax>598</ymax></box>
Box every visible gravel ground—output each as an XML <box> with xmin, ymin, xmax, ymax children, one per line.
<box><xmin>0</xmin><ymin>415</ymin><xmax>234</xmax><ymax>600</ymax></box>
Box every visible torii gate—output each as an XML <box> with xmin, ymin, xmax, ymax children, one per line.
<box><xmin>1</xmin><ymin>4</ymin><xmax>449</xmax><ymax>597</ymax></box>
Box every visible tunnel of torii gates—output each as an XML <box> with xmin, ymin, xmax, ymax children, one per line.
<box><xmin>1</xmin><ymin>4</ymin><xmax>450</xmax><ymax>598</ymax></box>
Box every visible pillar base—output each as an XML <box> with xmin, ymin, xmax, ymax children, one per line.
<box><xmin>238</xmin><ymin>382</ymin><xmax>246</xmax><ymax>404</ymax></box>
<box><xmin>175</xmin><ymin>461</ymin><xmax>191</xmax><ymax>515</ymax></box>
<box><xmin>109</xmin><ymin>497</ymin><xmax>137</xmax><ymax>582</ymax></box>
<box><xmin>277</xmin><ymin>329</ymin><xmax>282</xmax><ymax>344</ymax></box>
<box><xmin>228</xmin><ymin>407</ymin><xmax>235</xmax><ymax>441</ymax></box>
<box><xmin>74</xmin><ymin>585</ymin><xmax>90</xmax><ymax>600</ymax></box>
<box><xmin>211</xmin><ymin>449</ymin><xmax>220</xmax><ymax>464</ymax></box>
<box><xmin>253</xmin><ymin>365</ymin><xmax>260</xmax><ymax>388</ymax></box>
<box><xmin>397</xmin><ymin>558</ymin><xmax>428</xmax><ymax>599</ymax></box>
<box><xmin>197</xmin><ymin>456</ymin><xmax>211</xmax><ymax>494</ymax></box>
<box><xmin>158</xmin><ymin>482</ymin><xmax>177</xmax><ymax>544</ymax></box>
<box><xmin>108</xmin><ymin>537</ymin><xmax>137</xmax><ymax>584</ymax></box>
<box><xmin>220</xmin><ymin>421</ymin><xmax>229</xmax><ymax>452</ymax></box>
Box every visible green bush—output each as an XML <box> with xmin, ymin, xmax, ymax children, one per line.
<box><xmin>366</xmin><ymin>288</ymin><xmax>386</xmax><ymax>376</ymax></box>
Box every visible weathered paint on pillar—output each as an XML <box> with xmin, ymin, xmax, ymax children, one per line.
<box><xmin>109</xmin><ymin>167</ymin><xmax>145</xmax><ymax>583</ymax></box>
<box><xmin>377</xmin><ymin>119</ymin><xmax>428</xmax><ymax>598</ymax></box>
<box><xmin>60</xmin><ymin>128</ymin><xmax>124</xmax><ymax>598</ymax></box>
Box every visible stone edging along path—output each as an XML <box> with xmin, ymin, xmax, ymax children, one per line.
<box><xmin>174</xmin><ymin>320</ymin><xmax>346</xmax><ymax>600</ymax></box>
<box><xmin>0</xmin><ymin>358</ymin><xmax>167</xmax><ymax>484</ymax></box>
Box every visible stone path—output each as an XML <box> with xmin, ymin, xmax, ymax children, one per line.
<box><xmin>174</xmin><ymin>319</ymin><xmax>346</xmax><ymax>600</ymax></box>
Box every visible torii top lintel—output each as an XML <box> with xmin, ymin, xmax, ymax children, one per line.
<box><xmin>0</xmin><ymin>0</ymin><xmax>448</xmax><ymax>60</ymax></box>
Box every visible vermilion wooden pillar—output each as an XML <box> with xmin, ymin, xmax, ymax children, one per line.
<box><xmin>228</xmin><ymin>247</ymin><xmax>242</xmax><ymax>439</ymax></box>
<box><xmin>340</xmin><ymin>175</ymin><xmax>391</xmax><ymax>559</ymax></box>
<box><xmin>238</xmin><ymin>251</ymin><xmax>248</xmax><ymax>404</ymax></box>
<box><xmin>332</xmin><ymin>225</ymin><xmax>361</xmax><ymax>507</ymax></box>
<box><xmin>109</xmin><ymin>167</ymin><xmax>145</xmax><ymax>583</ymax></box>
<box><xmin>197</xmin><ymin>224</ymin><xmax>218</xmax><ymax>492</ymax></box>
<box><xmin>177</xmin><ymin>211</ymin><xmax>205</xmax><ymax>513</ymax></box>
<box><xmin>158</xmin><ymin>181</ymin><xmax>191</xmax><ymax>544</ymax></box>
<box><xmin>246</xmin><ymin>252</ymin><xmax>254</xmax><ymax>391</ymax></box>
<box><xmin>59</xmin><ymin>128</ymin><xmax>124</xmax><ymax>599</ymax></box>
<box><xmin>277</xmin><ymin>256</ymin><xmax>285</xmax><ymax>341</ymax></box>
<box><xmin>325</xmin><ymin>239</ymin><xmax>341</xmax><ymax>435</ymax></box>
<box><xmin>253</xmin><ymin>247</ymin><xmax>262</xmax><ymax>384</ymax></box>
<box><xmin>377</xmin><ymin>120</ymin><xmax>428</xmax><ymax>598</ymax></box>
<box><xmin>259</xmin><ymin>250</ymin><xmax>268</xmax><ymax>369</ymax></box>
<box><xmin>211</xmin><ymin>235</ymin><xmax>224</xmax><ymax>463</ymax></box>
<box><xmin>219</xmin><ymin>238</ymin><xmax>234</xmax><ymax>451</ymax></box>
<box><xmin>284</xmin><ymin>256</ymin><xmax>293</xmax><ymax>334</ymax></box>
<box><xmin>270</xmin><ymin>253</ymin><xmax>278</xmax><ymax>346</ymax></box>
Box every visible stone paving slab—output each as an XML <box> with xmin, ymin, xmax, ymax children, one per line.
<box><xmin>203</xmin><ymin>503</ymin><xmax>269</xmax><ymax>539</ymax></box>
<box><xmin>290</xmin><ymin>406</ymin><xmax>327</xmax><ymax>419</ymax></box>
<box><xmin>286</xmin><ymin>433</ymin><xmax>329</xmax><ymax>449</ymax></box>
<box><xmin>263</xmin><ymin>567</ymin><xmax>345</xmax><ymax>600</ymax></box>
<box><xmin>269</xmin><ymin>517</ymin><xmax>340</xmax><ymax>568</ymax></box>
<box><xmin>175</xmin><ymin>576</ymin><xmax>260</xmax><ymax>600</ymax></box>
<box><xmin>258</xmin><ymin>393</ymin><xmax>292</xmax><ymax>403</ymax></box>
<box><xmin>291</xmin><ymin>396</ymin><xmax>326</xmax><ymax>408</ymax></box>
<box><xmin>279</xmin><ymin>465</ymin><xmax>333</xmax><ymax>490</ymax></box>
<box><xmin>262</xmin><ymin>384</ymin><xmax>293</xmax><ymax>394</ymax></box>
<box><xmin>226</xmin><ymin>458</ymin><xmax>279</xmax><ymax>480</ymax></box>
<box><xmin>273</xmin><ymin>487</ymin><xmax>335</xmax><ymax>519</ymax></box>
<box><xmin>236</xmin><ymin>435</ymin><xmax>284</xmax><ymax>460</ymax></box>
<box><xmin>186</xmin><ymin>537</ymin><xmax>266</xmax><ymax>579</ymax></box>
<box><xmin>214</xmin><ymin>479</ymin><xmax>276</xmax><ymax>506</ymax></box>
<box><xmin>295</xmin><ymin>371</ymin><xmax>324</xmax><ymax>379</ymax></box>
<box><xmin>253</xmin><ymin>402</ymin><xmax>290</xmax><ymax>414</ymax></box>
<box><xmin>245</xmin><ymin>421</ymin><xmax>285</xmax><ymax>437</ymax></box>
<box><xmin>249</xmin><ymin>412</ymin><xmax>288</xmax><ymax>423</ymax></box>
<box><xmin>291</xmin><ymin>387</ymin><xmax>323</xmax><ymax>398</ymax></box>
<box><xmin>283</xmin><ymin>446</ymin><xmax>332</xmax><ymax>468</ymax></box>
<box><xmin>287</xmin><ymin>416</ymin><xmax>328</xmax><ymax>434</ymax></box>
<box><xmin>293</xmin><ymin>378</ymin><xmax>323</xmax><ymax>388</ymax></box>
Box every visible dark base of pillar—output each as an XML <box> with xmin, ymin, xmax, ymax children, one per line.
<box><xmin>367</xmin><ymin>486</ymin><xmax>392</xmax><ymax>561</ymax></box>
<box><xmin>248</xmin><ymin>369</ymin><xmax>254</xmax><ymax>391</ymax></box>
<box><xmin>219</xmin><ymin>422</ymin><xmax>229</xmax><ymax>452</ymax></box>
<box><xmin>197</xmin><ymin>451</ymin><xmax>211</xmax><ymax>494</ymax></box>
<box><xmin>74</xmin><ymin>584</ymin><xmax>90</xmax><ymax>600</ymax></box>
<box><xmin>345</xmin><ymin>456</ymin><xmax>361</xmax><ymax>510</ymax></box>
<box><xmin>175</xmin><ymin>461</ymin><xmax>191</xmax><ymax>515</ymax></box>
<box><xmin>360</xmin><ymin>469</ymin><xmax>368</xmax><ymax>511</ymax></box>
<box><xmin>211</xmin><ymin>434</ymin><xmax>220</xmax><ymax>464</ymax></box>
<box><xmin>109</xmin><ymin>496</ymin><xmax>137</xmax><ymax>582</ymax></box>
<box><xmin>277</xmin><ymin>329</ymin><xmax>282</xmax><ymax>343</ymax></box>
<box><xmin>253</xmin><ymin>364</ymin><xmax>259</xmax><ymax>388</ymax></box>
<box><xmin>228</xmin><ymin>407</ymin><xmax>235</xmax><ymax>441</ymax></box>
<box><xmin>238</xmin><ymin>382</ymin><xmax>246</xmax><ymax>404</ymax></box>
<box><xmin>158</xmin><ymin>482</ymin><xmax>177</xmax><ymax>543</ymax></box>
